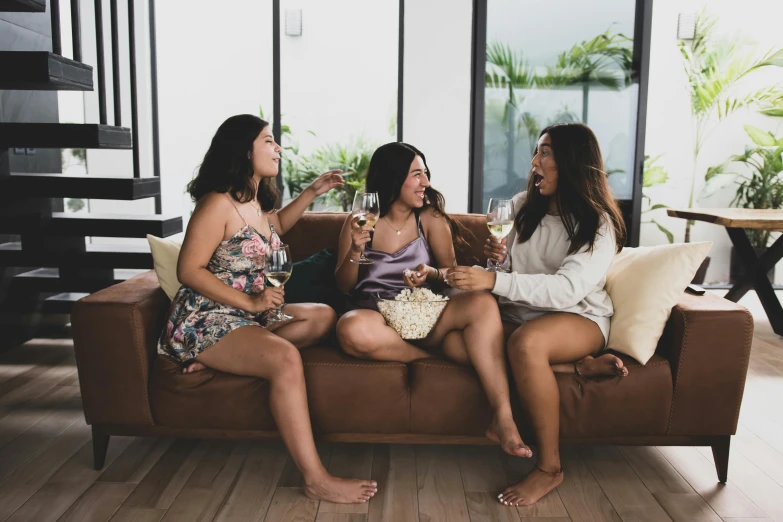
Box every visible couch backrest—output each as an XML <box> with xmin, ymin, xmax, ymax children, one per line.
<box><xmin>281</xmin><ymin>212</ymin><xmax>489</xmax><ymax>265</ymax></box>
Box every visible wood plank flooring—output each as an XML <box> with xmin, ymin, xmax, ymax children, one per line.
<box><xmin>0</xmin><ymin>291</ymin><xmax>782</xmax><ymax>521</ymax></box>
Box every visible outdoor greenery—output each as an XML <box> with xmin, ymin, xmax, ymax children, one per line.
<box><xmin>485</xmin><ymin>29</ymin><xmax>633</xmax><ymax>182</ymax></box>
<box><xmin>679</xmin><ymin>10</ymin><xmax>783</xmax><ymax>242</ymax></box>
<box><xmin>706</xmin><ymin>125</ymin><xmax>783</xmax><ymax>247</ymax></box>
<box><xmin>259</xmin><ymin>107</ymin><xmax>377</xmax><ymax>211</ymax></box>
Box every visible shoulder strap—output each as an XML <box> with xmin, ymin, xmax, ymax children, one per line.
<box><xmin>224</xmin><ymin>193</ymin><xmax>248</xmax><ymax>226</ymax></box>
<box><xmin>414</xmin><ymin>209</ymin><xmax>425</xmax><ymax>236</ymax></box>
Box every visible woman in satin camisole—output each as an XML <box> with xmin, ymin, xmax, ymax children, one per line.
<box><xmin>333</xmin><ymin>142</ymin><xmax>529</xmax><ymax>462</ymax></box>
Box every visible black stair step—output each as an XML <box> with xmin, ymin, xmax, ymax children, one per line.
<box><xmin>0</xmin><ymin>123</ymin><xmax>132</xmax><ymax>149</ymax></box>
<box><xmin>0</xmin><ymin>0</ymin><xmax>45</xmax><ymax>12</ymax></box>
<box><xmin>0</xmin><ymin>242</ymin><xmax>153</xmax><ymax>269</ymax></box>
<box><xmin>11</xmin><ymin>268</ymin><xmax>147</xmax><ymax>293</ymax></box>
<box><xmin>0</xmin><ymin>173</ymin><xmax>160</xmax><ymax>200</ymax></box>
<box><xmin>0</xmin><ymin>291</ymin><xmax>86</xmax><ymax>314</ymax></box>
<box><xmin>44</xmin><ymin>293</ymin><xmax>86</xmax><ymax>313</ymax></box>
<box><xmin>0</xmin><ymin>52</ymin><xmax>93</xmax><ymax>91</ymax></box>
<box><xmin>0</xmin><ymin>212</ymin><xmax>182</xmax><ymax>238</ymax></box>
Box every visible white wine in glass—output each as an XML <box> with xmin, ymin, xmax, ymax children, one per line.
<box><xmin>264</xmin><ymin>244</ymin><xmax>294</xmax><ymax>324</ymax></box>
<box><xmin>351</xmin><ymin>191</ymin><xmax>379</xmax><ymax>265</ymax></box>
<box><xmin>265</xmin><ymin>271</ymin><xmax>291</xmax><ymax>287</ymax></box>
<box><xmin>486</xmin><ymin>198</ymin><xmax>514</xmax><ymax>272</ymax></box>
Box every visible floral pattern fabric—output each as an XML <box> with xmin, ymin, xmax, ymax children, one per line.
<box><xmin>157</xmin><ymin>224</ymin><xmax>273</xmax><ymax>363</ymax></box>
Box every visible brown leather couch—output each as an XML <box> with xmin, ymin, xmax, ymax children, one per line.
<box><xmin>71</xmin><ymin>213</ymin><xmax>753</xmax><ymax>483</ymax></box>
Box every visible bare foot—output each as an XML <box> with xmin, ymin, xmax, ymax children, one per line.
<box><xmin>575</xmin><ymin>354</ymin><xmax>627</xmax><ymax>378</ymax></box>
<box><xmin>182</xmin><ymin>361</ymin><xmax>207</xmax><ymax>374</ymax></box>
<box><xmin>304</xmin><ymin>474</ymin><xmax>378</xmax><ymax>504</ymax></box>
<box><xmin>498</xmin><ymin>466</ymin><xmax>564</xmax><ymax>506</ymax></box>
<box><xmin>485</xmin><ymin>412</ymin><xmax>532</xmax><ymax>458</ymax></box>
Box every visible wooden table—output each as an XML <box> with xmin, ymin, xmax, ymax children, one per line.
<box><xmin>668</xmin><ymin>208</ymin><xmax>783</xmax><ymax>335</ymax></box>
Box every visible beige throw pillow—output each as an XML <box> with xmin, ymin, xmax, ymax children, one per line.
<box><xmin>146</xmin><ymin>234</ymin><xmax>183</xmax><ymax>300</ymax></box>
<box><xmin>605</xmin><ymin>241</ymin><xmax>712</xmax><ymax>364</ymax></box>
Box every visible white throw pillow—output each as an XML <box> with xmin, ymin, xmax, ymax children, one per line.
<box><xmin>605</xmin><ymin>241</ymin><xmax>712</xmax><ymax>364</ymax></box>
<box><xmin>146</xmin><ymin>234</ymin><xmax>183</xmax><ymax>300</ymax></box>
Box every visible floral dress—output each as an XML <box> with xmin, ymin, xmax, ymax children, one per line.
<box><xmin>157</xmin><ymin>208</ymin><xmax>278</xmax><ymax>364</ymax></box>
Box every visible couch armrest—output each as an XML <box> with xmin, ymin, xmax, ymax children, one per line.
<box><xmin>71</xmin><ymin>271</ymin><xmax>169</xmax><ymax>426</ymax></box>
<box><xmin>658</xmin><ymin>292</ymin><xmax>753</xmax><ymax>436</ymax></box>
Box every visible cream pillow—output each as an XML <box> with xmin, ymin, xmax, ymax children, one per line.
<box><xmin>146</xmin><ymin>234</ymin><xmax>183</xmax><ymax>300</ymax></box>
<box><xmin>605</xmin><ymin>241</ymin><xmax>712</xmax><ymax>364</ymax></box>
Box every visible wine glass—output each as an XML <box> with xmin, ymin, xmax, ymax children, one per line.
<box><xmin>264</xmin><ymin>244</ymin><xmax>294</xmax><ymax>324</ymax></box>
<box><xmin>350</xmin><ymin>191</ymin><xmax>379</xmax><ymax>265</ymax></box>
<box><xmin>486</xmin><ymin>198</ymin><xmax>514</xmax><ymax>272</ymax></box>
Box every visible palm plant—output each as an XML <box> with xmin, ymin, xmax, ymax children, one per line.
<box><xmin>679</xmin><ymin>11</ymin><xmax>783</xmax><ymax>242</ymax></box>
<box><xmin>641</xmin><ymin>154</ymin><xmax>674</xmax><ymax>243</ymax></box>
<box><xmin>538</xmin><ymin>30</ymin><xmax>633</xmax><ymax>122</ymax></box>
<box><xmin>486</xmin><ymin>43</ymin><xmax>536</xmax><ymax>184</ymax></box>
<box><xmin>706</xmin><ymin>125</ymin><xmax>783</xmax><ymax>248</ymax></box>
<box><xmin>485</xmin><ymin>30</ymin><xmax>633</xmax><ymax>181</ymax></box>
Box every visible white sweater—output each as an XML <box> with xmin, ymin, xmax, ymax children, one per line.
<box><xmin>492</xmin><ymin>192</ymin><xmax>616</xmax><ymax>339</ymax></box>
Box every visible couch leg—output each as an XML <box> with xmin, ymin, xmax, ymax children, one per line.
<box><xmin>711</xmin><ymin>436</ymin><xmax>730</xmax><ymax>483</ymax></box>
<box><xmin>92</xmin><ymin>426</ymin><xmax>110</xmax><ymax>471</ymax></box>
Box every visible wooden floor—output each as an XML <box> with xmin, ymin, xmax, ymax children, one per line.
<box><xmin>1</xmin><ymin>292</ymin><xmax>783</xmax><ymax>522</ymax></box>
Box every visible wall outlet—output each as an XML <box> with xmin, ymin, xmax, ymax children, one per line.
<box><xmin>13</xmin><ymin>148</ymin><xmax>25</xmax><ymax>155</ymax></box>
<box><xmin>25</xmin><ymin>148</ymin><xmax>36</xmax><ymax>156</ymax></box>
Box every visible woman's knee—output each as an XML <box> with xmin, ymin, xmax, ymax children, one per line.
<box><xmin>507</xmin><ymin>327</ymin><xmax>547</xmax><ymax>364</ymax></box>
<box><xmin>308</xmin><ymin>303</ymin><xmax>337</xmax><ymax>336</ymax></box>
<box><xmin>336</xmin><ymin>314</ymin><xmax>378</xmax><ymax>358</ymax></box>
<box><xmin>265</xmin><ymin>341</ymin><xmax>304</xmax><ymax>377</ymax></box>
<box><xmin>462</xmin><ymin>291</ymin><xmax>500</xmax><ymax>320</ymax></box>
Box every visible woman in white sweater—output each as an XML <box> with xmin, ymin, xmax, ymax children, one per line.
<box><xmin>446</xmin><ymin>123</ymin><xmax>628</xmax><ymax>507</ymax></box>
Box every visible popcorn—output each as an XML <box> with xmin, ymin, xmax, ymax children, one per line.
<box><xmin>377</xmin><ymin>287</ymin><xmax>449</xmax><ymax>340</ymax></box>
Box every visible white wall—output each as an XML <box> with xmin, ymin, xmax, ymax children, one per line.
<box><xmin>402</xmin><ymin>0</ymin><xmax>473</xmax><ymax>213</ymax></box>
<box><xmin>642</xmin><ymin>0</ymin><xmax>783</xmax><ymax>284</ymax></box>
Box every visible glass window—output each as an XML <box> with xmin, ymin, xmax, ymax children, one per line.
<box><xmin>279</xmin><ymin>0</ymin><xmax>399</xmax><ymax>211</ymax></box>
<box><xmin>481</xmin><ymin>0</ymin><xmax>638</xmax><ymax>211</ymax></box>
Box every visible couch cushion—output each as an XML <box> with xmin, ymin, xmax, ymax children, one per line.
<box><xmin>409</xmin><ymin>353</ymin><xmax>672</xmax><ymax>439</ymax></box>
<box><xmin>149</xmin><ymin>355</ymin><xmax>275</xmax><ymax>430</ymax></box>
<box><xmin>559</xmin><ymin>353</ymin><xmax>672</xmax><ymax>438</ymax></box>
<box><xmin>409</xmin><ymin>359</ymin><xmax>493</xmax><ymax>436</ymax></box>
<box><xmin>302</xmin><ymin>346</ymin><xmax>409</xmax><ymax>434</ymax></box>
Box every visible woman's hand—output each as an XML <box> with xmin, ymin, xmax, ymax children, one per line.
<box><xmin>249</xmin><ymin>287</ymin><xmax>285</xmax><ymax>314</ymax></box>
<box><xmin>445</xmin><ymin>266</ymin><xmax>496</xmax><ymax>292</ymax></box>
<box><xmin>485</xmin><ymin>236</ymin><xmax>507</xmax><ymax>264</ymax></box>
<box><xmin>349</xmin><ymin>215</ymin><xmax>374</xmax><ymax>257</ymax></box>
<box><xmin>308</xmin><ymin>170</ymin><xmax>345</xmax><ymax>196</ymax></box>
<box><xmin>403</xmin><ymin>263</ymin><xmax>434</xmax><ymax>287</ymax></box>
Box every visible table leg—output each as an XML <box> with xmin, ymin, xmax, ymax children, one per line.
<box><xmin>725</xmin><ymin>227</ymin><xmax>783</xmax><ymax>336</ymax></box>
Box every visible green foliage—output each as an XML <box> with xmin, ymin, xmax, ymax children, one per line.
<box><xmin>706</xmin><ymin>125</ymin><xmax>783</xmax><ymax>247</ymax></box>
<box><xmin>260</xmin><ymin>105</ymin><xmax>377</xmax><ymax>211</ymax></box>
<box><xmin>66</xmin><ymin>198</ymin><xmax>85</xmax><ymax>212</ymax></box>
<box><xmin>486</xmin><ymin>29</ymin><xmax>633</xmax><ymax>91</ymax></box>
<box><xmin>287</xmin><ymin>138</ymin><xmax>375</xmax><ymax>211</ymax></box>
<box><xmin>640</xmin><ymin>154</ymin><xmax>673</xmax><ymax>243</ymax></box>
<box><xmin>679</xmin><ymin>10</ymin><xmax>783</xmax><ymax>241</ymax></box>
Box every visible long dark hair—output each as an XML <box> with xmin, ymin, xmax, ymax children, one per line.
<box><xmin>515</xmin><ymin>123</ymin><xmax>626</xmax><ymax>254</ymax></box>
<box><xmin>187</xmin><ymin>114</ymin><xmax>279</xmax><ymax>210</ymax></box>
<box><xmin>365</xmin><ymin>142</ymin><xmax>471</xmax><ymax>249</ymax></box>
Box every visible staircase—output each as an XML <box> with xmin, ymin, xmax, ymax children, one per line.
<box><xmin>0</xmin><ymin>0</ymin><xmax>181</xmax><ymax>329</ymax></box>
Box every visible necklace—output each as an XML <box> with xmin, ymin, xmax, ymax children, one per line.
<box><xmin>250</xmin><ymin>200</ymin><xmax>261</xmax><ymax>217</ymax></box>
<box><xmin>383</xmin><ymin>213</ymin><xmax>410</xmax><ymax>235</ymax></box>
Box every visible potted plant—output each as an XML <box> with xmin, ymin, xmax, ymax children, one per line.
<box><xmin>678</xmin><ymin>10</ymin><xmax>783</xmax><ymax>244</ymax></box>
<box><xmin>706</xmin><ymin>125</ymin><xmax>783</xmax><ymax>282</ymax></box>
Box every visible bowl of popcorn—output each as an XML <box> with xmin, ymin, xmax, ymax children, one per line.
<box><xmin>376</xmin><ymin>287</ymin><xmax>449</xmax><ymax>340</ymax></box>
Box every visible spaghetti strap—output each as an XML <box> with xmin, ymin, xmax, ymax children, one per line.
<box><xmin>224</xmin><ymin>193</ymin><xmax>248</xmax><ymax>226</ymax></box>
<box><xmin>414</xmin><ymin>209</ymin><xmax>425</xmax><ymax>236</ymax></box>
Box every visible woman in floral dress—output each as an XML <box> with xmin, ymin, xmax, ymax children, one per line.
<box><xmin>158</xmin><ymin>114</ymin><xmax>377</xmax><ymax>505</ymax></box>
